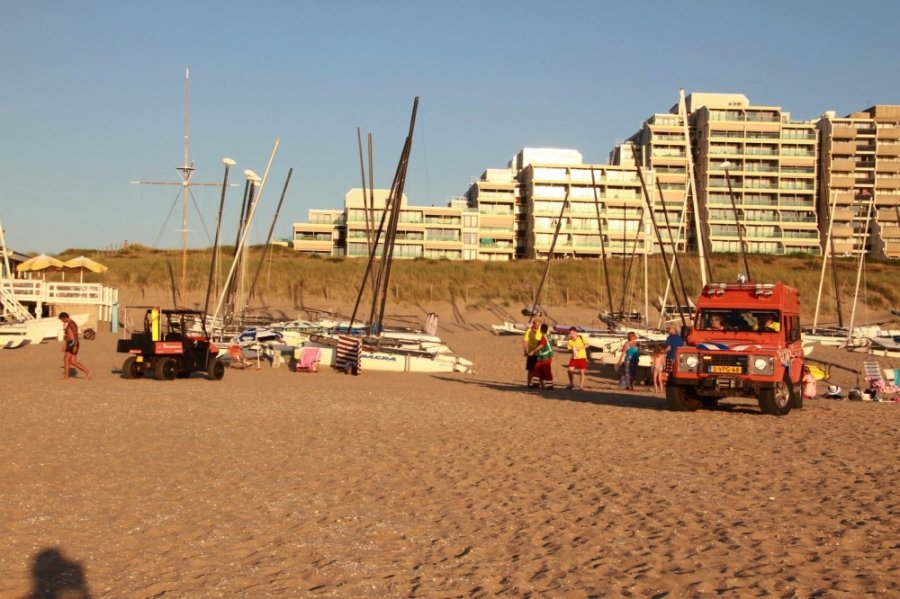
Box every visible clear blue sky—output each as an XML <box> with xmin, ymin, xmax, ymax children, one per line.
<box><xmin>2</xmin><ymin>0</ymin><xmax>899</xmax><ymax>254</ymax></box>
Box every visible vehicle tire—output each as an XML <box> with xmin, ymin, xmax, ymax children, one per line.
<box><xmin>790</xmin><ymin>377</ymin><xmax>803</xmax><ymax>409</ymax></box>
<box><xmin>82</xmin><ymin>328</ymin><xmax>96</xmax><ymax>340</ymax></box>
<box><xmin>123</xmin><ymin>356</ymin><xmax>144</xmax><ymax>379</ymax></box>
<box><xmin>759</xmin><ymin>374</ymin><xmax>793</xmax><ymax>416</ymax></box>
<box><xmin>207</xmin><ymin>358</ymin><xmax>225</xmax><ymax>381</ymax></box>
<box><xmin>666</xmin><ymin>385</ymin><xmax>702</xmax><ymax>412</ymax></box>
<box><xmin>156</xmin><ymin>357</ymin><xmax>177</xmax><ymax>381</ymax></box>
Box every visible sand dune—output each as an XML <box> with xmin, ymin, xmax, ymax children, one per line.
<box><xmin>1</xmin><ymin>303</ymin><xmax>898</xmax><ymax>597</ymax></box>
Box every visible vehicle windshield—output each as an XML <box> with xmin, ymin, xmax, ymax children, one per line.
<box><xmin>696</xmin><ymin>309</ymin><xmax>781</xmax><ymax>332</ymax></box>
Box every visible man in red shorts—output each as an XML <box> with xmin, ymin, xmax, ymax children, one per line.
<box><xmin>565</xmin><ymin>327</ymin><xmax>588</xmax><ymax>390</ymax></box>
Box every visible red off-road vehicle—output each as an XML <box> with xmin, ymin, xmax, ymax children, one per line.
<box><xmin>117</xmin><ymin>308</ymin><xmax>225</xmax><ymax>381</ymax></box>
<box><xmin>666</xmin><ymin>282</ymin><xmax>804</xmax><ymax>415</ymax></box>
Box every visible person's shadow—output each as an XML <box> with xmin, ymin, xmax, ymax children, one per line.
<box><xmin>25</xmin><ymin>548</ymin><xmax>92</xmax><ymax>599</ymax></box>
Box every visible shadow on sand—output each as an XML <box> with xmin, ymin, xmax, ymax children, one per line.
<box><xmin>433</xmin><ymin>373</ymin><xmax>767</xmax><ymax>415</ymax></box>
<box><xmin>25</xmin><ymin>547</ymin><xmax>92</xmax><ymax>599</ymax></box>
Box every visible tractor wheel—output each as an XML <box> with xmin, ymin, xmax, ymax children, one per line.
<box><xmin>666</xmin><ymin>385</ymin><xmax>702</xmax><ymax>412</ymax></box>
<box><xmin>155</xmin><ymin>357</ymin><xmax>177</xmax><ymax>381</ymax></box>
<box><xmin>207</xmin><ymin>358</ymin><xmax>225</xmax><ymax>381</ymax></box>
<box><xmin>759</xmin><ymin>375</ymin><xmax>793</xmax><ymax>416</ymax></box>
<box><xmin>123</xmin><ymin>356</ymin><xmax>144</xmax><ymax>379</ymax></box>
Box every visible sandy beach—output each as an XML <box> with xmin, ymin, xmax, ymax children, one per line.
<box><xmin>1</xmin><ymin>302</ymin><xmax>898</xmax><ymax>597</ymax></box>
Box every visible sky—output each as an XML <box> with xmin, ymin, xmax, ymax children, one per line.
<box><xmin>2</xmin><ymin>0</ymin><xmax>899</xmax><ymax>254</ymax></box>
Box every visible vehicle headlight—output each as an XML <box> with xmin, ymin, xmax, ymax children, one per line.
<box><xmin>679</xmin><ymin>353</ymin><xmax>699</xmax><ymax>372</ymax></box>
<box><xmin>750</xmin><ymin>355</ymin><xmax>775</xmax><ymax>375</ymax></box>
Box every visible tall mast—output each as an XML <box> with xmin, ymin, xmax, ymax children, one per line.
<box><xmin>812</xmin><ymin>189</ymin><xmax>838</xmax><ymax>333</ymax></box>
<box><xmin>847</xmin><ymin>191</ymin><xmax>874</xmax><ymax>341</ymax></box>
<box><xmin>131</xmin><ymin>68</ymin><xmax>228</xmax><ymax>306</ymax></box>
<box><xmin>679</xmin><ymin>88</ymin><xmax>709</xmax><ymax>285</ymax></box>
<box><xmin>177</xmin><ymin>68</ymin><xmax>193</xmax><ymax>299</ymax></box>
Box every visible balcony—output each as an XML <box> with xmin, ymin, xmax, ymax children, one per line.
<box><xmin>877</xmin><ymin>144</ymin><xmax>900</xmax><ymax>157</ymax></box>
<box><xmin>831</xmin><ymin>126</ymin><xmax>859</xmax><ymax>139</ymax></box>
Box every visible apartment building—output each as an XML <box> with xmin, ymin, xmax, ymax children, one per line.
<box><xmin>817</xmin><ymin>105</ymin><xmax>900</xmax><ymax>259</ymax></box>
<box><xmin>290</xmin><ymin>97</ymin><xmax>900</xmax><ymax>262</ymax></box>
<box><xmin>293</xmin><ymin>189</ymin><xmax>479</xmax><ymax>260</ymax></box>
<box><xmin>626</xmin><ymin>109</ymin><xmax>693</xmax><ymax>253</ymax></box>
<box><xmin>292</xmin><ymin>208</ymin><xmax>344</xmax><ymax>256</ymax></box>
<box><xmin>465</xmin><ymin>168</ymin><xmax>518</xmax><ymax>260</ymax></box>
<box><xmin>687</xmin><ymin>93</ymin><xmax>820</xmax><ymax>256</ymax></box>
<box><xmin>509</xmin><ymin>148</ymin><xmax>652</xmax><ymax>259</ymax></box>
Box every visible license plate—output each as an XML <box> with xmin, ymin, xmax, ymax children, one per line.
<box><xmin>710</xmin><ymin>365</ymin><xmax>741</xmax><ymax>374</ymax></box>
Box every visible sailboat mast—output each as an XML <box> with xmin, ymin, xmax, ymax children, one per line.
<box><xmin>679</xmin><ymin>88</ymin><xmax>710</xmax><ymax>285</ymax></box>
<box><xmin>530</xmin><ymin>188</ymin><xmax>570</xmax><ymax>318</ymax></box>
<box><xmin>589</xmin><ymin>167</ymin><xmax>614</xmax><ymax>321</ymax></box>
<box><xmin>812</xmin><ymin>189</ymin><xmax>838</xmax><ymax>333</ymax></box>
<box><xmin>180</xmin><ymin>69</ymin><xmax>190</xmax><ymax>297</ymax></box>
<box><xmin>847</xmin><ymin>193</ymin><xmax>873</xmax><ymax>341</ymax></box>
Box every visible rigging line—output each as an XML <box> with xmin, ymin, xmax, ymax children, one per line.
<box><xmin>367</xmin><ymin>134</ymin><xmax>378</xmax><ymax>297</ymax></box>
<box><xmin>656</xmin><ymin>179</ymin><xmax>692</xmax><ymax>328</ymax></box>
<box><xmin>357</xmin><ymin>128</ymin><xmax>373</xmax><ymax>258</ymax></box>
<box><xmin>655</xmin><ymin>184</ymin><xmax>691</xmax><ymax>322</ymax></box>
<box><xmin>152</xmin><ymin>189</ymin><xmax>182</xmax><ymax>248</ymax></box>
<box><xmin>619</xmin><ymin>206</ymin><xmax>644</xmax><ymax>316</ymax></box>
<box><xmin>590</xmin><ymin>167</ymin><xmax>614</xmax><ymax>321</ymax></box>
<box><xmin>248</xmin><ymin>168</ymin><xmax>293</xmax><ymax>305</ymax></box>
<box><xmin>529</xmin><ymin>187</ymin><xmax>570</xmax><ymax>320</ymax></box>
<box><xmin>631</xmin><ymin>144</ymin><xmax>687</xmax><ymax>327</ymax></box>
<box><xmin>367</xmin><ymin>137</ymin><xmax>410</xmax><ymax>330</ymax></box>
<box><xmin>375</xmin><ymin>103</ymin><xmax>418</xmax><ymax>335</ymax></box>
<box><xmin>349</xmin><ymin>124</ymin><xmax>410</xmax><ymax>332</ymax></box>
<box><xmin>187</xmin><ymin>187</ymin><xmax>214</xmax><ymax>245</ymax></box>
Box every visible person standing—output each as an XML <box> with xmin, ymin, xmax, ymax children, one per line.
<box><xmin>59</xmin><ymin>312</ymin><xmax>91</xmax><ymax>380</ymax></box>
<box><xmin>565</xmin><ymin>327</ymin><xmax>588</xmax><ymax>390</ymax></box>
<box><xmin>616</xmin><ymin>331</ymin><xmax>640</xmax><ymax>391</ymax></box>
<box><xmin>664</xmin><ymin>324</ymin><xmax>684</xmax><ymax>376</ymax></box>
<box><xmin>651</xmin><ymin>346</ymin><xmax>666</xmax><ymax>393</ymax></box>
<box><xmin>801</xmin><ymin>365</ymin><xmax>817</xmax><ymax>401</ymax></box>
<box><xmin>522</xmin><ymin>318</ymin><xmax>543</xmax><ymax>387</ymax></box>
<box><xmin>530</xmin><ymin>323</ymin><xmax>554</xmax><ymax>389</ymax></box>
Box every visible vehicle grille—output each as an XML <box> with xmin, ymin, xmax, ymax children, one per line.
<box><xmin>702</xmin><ymin>353</ymin><xmax>747</xmax><ymax>374</ymax></box>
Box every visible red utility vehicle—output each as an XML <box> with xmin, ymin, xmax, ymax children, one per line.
<box><xmin>666</xmin><ymin>281</ymin><xmax>804</xmax><ymax>415</ymax></box>
<box><xmin>117</xmin><ymin>308</ymin><xmax>225</xmax><ymax>381</ymax></box>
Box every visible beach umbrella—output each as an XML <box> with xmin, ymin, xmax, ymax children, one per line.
<box><xmin>62</xmin><ymin>255</ymin><xmax>109</xmax><ymax>283</ymax></box>
<box><xmin>15</xmin><ymin>253</ymin><xmax>64</xmax><ymax>273</ymax></box>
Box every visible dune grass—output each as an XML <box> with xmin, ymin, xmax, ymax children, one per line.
<box><xmin>52</xmin><ymin>244</ymin><xmax>899</xmax><ymax>324</ymax></box>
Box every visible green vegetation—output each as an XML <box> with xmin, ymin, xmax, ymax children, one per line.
<box><xmin>57</xmin><ymin>245</ymin><xmax>899</xmax><ymax>322</ymax></box>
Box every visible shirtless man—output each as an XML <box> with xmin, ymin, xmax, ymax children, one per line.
<box><xmin>59</xmin><ymin>312</ymin><xmax>91</xmax><ymax>380</ymax></box>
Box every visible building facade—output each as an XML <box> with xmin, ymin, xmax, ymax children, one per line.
<box><xmin>817</xmin><ymin>105</ymin><xmax>900</xmax><ymax>259</ymax></box>
<box><xmin>291</xmin><ymin>96</ymin><xmax>900</xmax><ymax>262</ymax></box>
<box><xmin>686</xmin><ymin>93</ymin><xmax>820</xmax><ymax>256</ymax></box>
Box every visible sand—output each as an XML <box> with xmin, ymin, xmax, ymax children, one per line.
<box><xmin>1</xmin><ymin>301</ymin><xmax>898</xmax><ymax>597</ymax></box>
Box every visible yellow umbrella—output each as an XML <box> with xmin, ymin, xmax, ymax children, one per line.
<box><xmin>16</xmin><ymin>253</ymin><xmax>64</xmax><ymax>273</ymax></box>
<box><xmin>62</xmin><ymin>255</ymin><xmax>109</xmax><ymax>283</ymax></box>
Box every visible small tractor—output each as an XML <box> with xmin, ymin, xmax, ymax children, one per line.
<box><xmin>117</xmin><ymin>307</ymin><xmax>225</xmax><ymax>381</ymax></box>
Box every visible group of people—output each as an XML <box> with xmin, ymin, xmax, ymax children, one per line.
<box><xmin>522</xmin><ymin>318</ymin><xmax>589</xmax><ymax>390</ymax></box>
<box><xmin>522</xmin><ymin>318</ymin><xmax>685</xmax><ymax>393</ymax></box>
<box><xmin>615</xmin><ymin>325</ymin><xmax>684</xmax><ymax>392</ymax></box>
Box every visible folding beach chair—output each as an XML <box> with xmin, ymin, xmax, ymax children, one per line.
<box><xmin>863</xmin><ymin>360</ymin><xmax>900</xmax><ymax>400</ymax></box>
<box><xmin>296</xmin><ymin>347</ymin><xmax>321</xmax><ymax>373</ymax></box>
<box><xmin>228</xmin><ymin>345</ymin><xmax>253</xmax><ymax>370</ymax></box>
